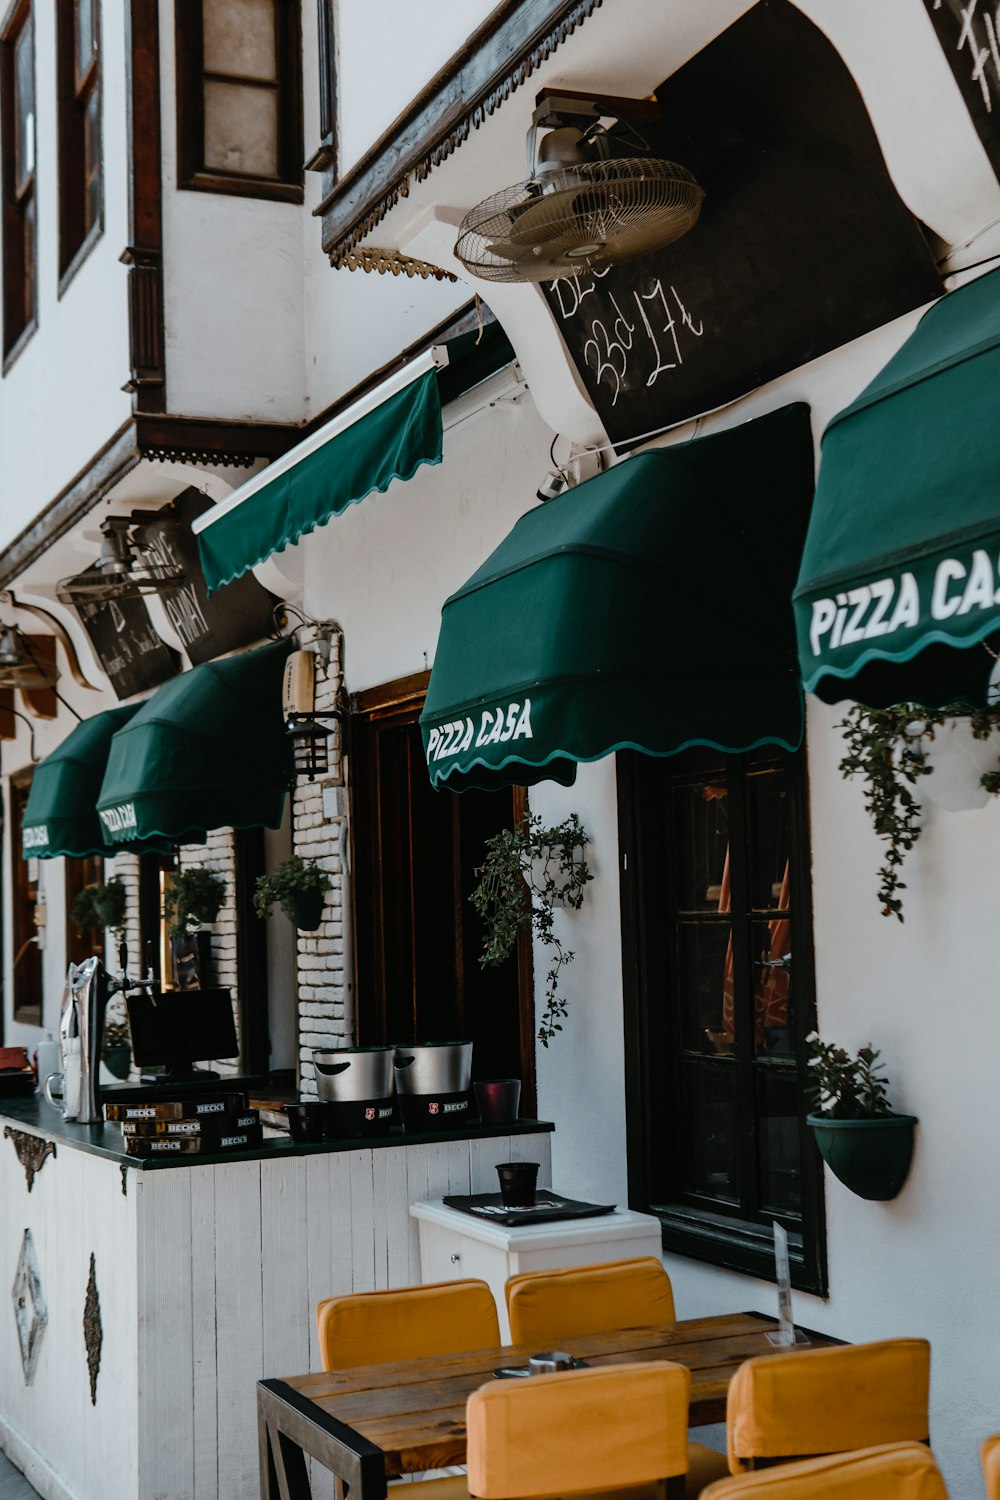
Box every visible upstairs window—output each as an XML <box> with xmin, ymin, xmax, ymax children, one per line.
<box><xmin>619</xmin><ymin>745</ymin><xmax>826</xmax><ymax>1293</ymax></box>
<box><xmin>175</xmin><ymin>0</ymin><xmax>303</xmax><ymax>202</ymax></box>
<box><xmin>1</xmin><ymin>1</ymin><xmax>36</xmax><ymax>362</ymax></box>
<box><xmin>57</xmin><ymin>0</ymin><xmax>102</xmax><ymax>284</ymax></box>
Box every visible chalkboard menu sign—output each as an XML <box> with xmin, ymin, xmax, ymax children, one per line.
<box><xmin>72</xmin><ymin>588</ymin><xmax>179</xmax><ymax>700</ymax></box>
<box><xmin>542</xmin><ymin>0</ymin><xmax>942</xmax><ymax>447</ymax></box>
<box><xmin>131</xmin><ymin>489</ymin><xmax>277</xmax><ymax>666</ymax></box>
<box><xmin>922</xmin><ymin>0</ymin><xmax>1000</xmax><ymax>181</ymax></box>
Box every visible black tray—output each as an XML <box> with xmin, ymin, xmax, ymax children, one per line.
<box><xmin>443</xmin><ymin>1191</ymin><xmax>616</xmax><ymax>1227</ymax></box>
<box><xmin>0</xmin><ymin>1071</ymin><xmax>36</xmax><ymax>1098</ymax></box>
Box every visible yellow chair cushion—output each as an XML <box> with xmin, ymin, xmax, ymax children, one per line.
<box><xmin>982</xmin><ymin>1433</ymin><xmax>1000</xmax><ymax>1500</ymax></box>
<box><xmin>726</xmin><ymin>1338</ymin><xmax>930</xmax><ymax>1472</ymax></box>
<box><xmin>701</xmin><ymin>1443</ymin><xmax>947</xmax><ymax>1499</ymax></box>
<box><xmin>505</xmin><ymin>1257</ymin><xmax>676</xmax><ymax>1347</ymax></box>
<box><xmin>466</xmin><ymin>1361</ymin><xmax>691</xmax><ymax>1498</ymax></box>
<box><xmin>316</xmin><ymin>1279</ymin><xmax>501</xmax><ymax>1371</ymax></box>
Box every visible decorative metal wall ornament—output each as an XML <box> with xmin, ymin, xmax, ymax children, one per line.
<box><xmin>11</xmin><ymin>1229</ymin><xmax>47</xmax><ymax>1385</ymax></box>
<box><xmin>83</xmin><ymin>1253</ymin><xmax>102</xmax><ymax>1406</ymax></box>
<box><xmin>4</xmin><ymin>1127</ymin><xmax>56</xmax><ymax>1192</ymax></box>
<box><xmin>120</xmin><ymin>1164</ymin><xmax>129</xmax><ymax>1197</ymax></box>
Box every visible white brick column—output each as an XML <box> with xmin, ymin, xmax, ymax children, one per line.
<box><xmin>291</xmin><ymin>628</ymin><xmax>351</xmax><ymax>1098</ymax></box>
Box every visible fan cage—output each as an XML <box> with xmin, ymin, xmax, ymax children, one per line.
<box><xmin>454</xmin><ymin>157</ymin><xmax>704</xmax><ymax>284</ymax></box>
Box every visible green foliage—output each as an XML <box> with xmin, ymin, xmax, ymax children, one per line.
<box><xmin>807</xmin><ymin>1033</ymin><xmax>892</xmax><ymax>1119</ymax></box>
<box><xmin>470</xmin><ymin>813</ymin><xmax>593</xmax><ymax>1047</ymax></box>
<box><xmin>838</xmin><ymin>702</ymin><xmax>1000</xmax><ymax>919</ymax></box>
<box><xmin>71</xmin><ymin>877</ymin><xmax>127</xmax><ymax>937</ymax></box>
<box><xmin>253</xmin><ymin>856</ymin><xmax>332</xmax><ymax>922</ymax></box>
<box><xmin>103</xmin><ymin>1019</ymin><xmax>131</xmax><ymax>1049</ymax></box>
<box><xmin>163</xmin><ymin>866</ymin><xmax>227</xmax><ymax>937</ymax></box>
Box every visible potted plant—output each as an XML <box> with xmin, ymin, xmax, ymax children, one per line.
<box><xmin>470</xmin><ymin>813</ymin><xmax>592</xmax><ymax>1047</ymax></box>
<box><xmin>838</xmin><ymin>701</ymin><xmax>1000</xmax><ymax>919</ymax></box>
<box><xmin>71</xmin><ymin>877</ymin><xmax>127</xmax><ymax>940</ymax></box>
<box><xmin>163</xmin><ymin>866</ymin><xmax>227</xmax><ymax>989</ymax></box>
<box><xmin>806</xmin><ymin>1033</ymin><xmax>917</xmax><ymax>1201</ymax></box>
<box><xmin>101</xmin><ymin>1018</ymin><xmax>132</xmax><ymax>1080</ymax></box>
<box><xmin>253</xmin><ymin>856</ymin><xmax>332</xmax><ymax>931</ymax></box>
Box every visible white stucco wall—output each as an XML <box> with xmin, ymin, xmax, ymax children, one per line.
<box><xmin>0</xmin><ymin>0</ymin><xmax>132</xmax><ymax>555</ymax></box>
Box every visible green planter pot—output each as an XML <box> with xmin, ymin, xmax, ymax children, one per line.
<box><xmin>807</xmin><ymin>1112</ymin><xmax>918</xmax><ymax>1201</ymax></box>
<box><xmin>281</xmin><ymin>887</ymin><xmax>326</xmax><ymax>931</ymax></box>
<box><xmin>103</xmin><ymin>1044</ymin><xmax>132</xmax><ymax>1081</ymax></box>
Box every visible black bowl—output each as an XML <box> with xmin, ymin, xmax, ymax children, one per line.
<box><xmin>285</xmin><ymin>1102</ymin><xmax>326</xmax><ymax>1144</ymax></box>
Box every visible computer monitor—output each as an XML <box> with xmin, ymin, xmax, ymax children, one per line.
<box><xmin>125</xmin><ymin>988</ymin><xmax>239</xmax><ymax>1082</ymax></box>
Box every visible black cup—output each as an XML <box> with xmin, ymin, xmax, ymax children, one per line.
<box><xmin>496</xmin><ymin>1160</ymin><xmax>539</xmax><ymax>1207</ymax></box>
<box><xmin>475</xmin><ymin>1079</ymin><xmax>521</xmax><ymax>1124</ymax></box>
<box><xmin>285</xmin><ymin>1102</ymin><xmax>326</xmax><ymax>1144</ymax></box>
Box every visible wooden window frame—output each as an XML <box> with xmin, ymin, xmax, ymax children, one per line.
<box><xmin>305</xmin><ymin>0</ymin><xmax>336</xmax><ymax>172</ymax></box>
<box><xmin>174</xmin><ymin>0</ymin><xmax>304</xmax><ymax>203</ymax></box>
<box><xmin>618</xmin><ymin>747</ymin><xmax>827</xmax><ymax>1295</ymax></box>
<box><xmin>9</xmin><ymin>768</ymin><xmax>41</xmax><ymax>1026</ymax></box>
<box><xmin>1</xmin><ymin>0</ymin><xmax>37</xmax><ymax>368</ymax></box>
<box><xmin>56</xmin><ymin>0</ymin><xmax>104</xmax><ymax>293</ymax></box>
<box><xmin>349</xmin><ymin>671</ymin><xmax>537</xmax><ymax>1115</ymax></box>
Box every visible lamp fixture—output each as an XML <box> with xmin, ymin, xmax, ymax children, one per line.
<box><xmin>0</xmin><ymin>624</ymin><xmax>60</xmax><ymax>690</ymax></box>
<box><xmin>56</xmin><ymin>516</ymin><xmax>185</xmax><ymax>606</ymax></box>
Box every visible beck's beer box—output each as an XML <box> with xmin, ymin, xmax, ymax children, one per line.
<box><xmin>120</xmin><ymin>1109</ymin><xmax>260</xmax><ymax>1137</ymax></box>
<box><xmin>104</xmin><ymin>1093</ymin><xmax>247</xmax><ymax>1123</ymax></box>
<box><xmin>123</xmin><ymin>1125</ymin><xmax>263</xmax><ymax>1157</ymax></box>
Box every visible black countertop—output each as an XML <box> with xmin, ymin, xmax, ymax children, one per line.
<box><xmin>0</xmin><ymin>1094</ymin><xmax>553</xmax><ymax>1171</ymax></box>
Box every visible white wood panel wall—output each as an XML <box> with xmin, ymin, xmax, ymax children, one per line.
<box><xmin>0</xmin><ymin>1130</ymin><xmax>550</xmax><ymax>1500</ymax></box>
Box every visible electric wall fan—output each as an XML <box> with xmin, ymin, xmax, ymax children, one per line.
<box><xmin>454</xmin><ymin>91</ymin><xmax>704</xmax><ymax>284</ymax></box>
<box><xmin>56</xmin><ymin>516</ymin><xmax>185</xmax><ymax>607</ymax></box>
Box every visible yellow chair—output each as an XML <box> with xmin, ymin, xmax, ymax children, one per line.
<box><xmin>981</xmin><ymin>1434</ymin><xmax>1000</xmax><ymax>1499</ymax></box>
<box><xmin>316</xmin><ymin>1278</ymin><xmax>501</xmax><ymax>1371</ymax></box>
<box><xmin>466</xmin><ymin>1360</ymin><xmax>693</xmax><ymax>1500</ymax></box>
<box><xmin>726</xmin><ymin>1338</ymin><xmax>931</xmax><ymax>1474</ymax></box>
<box><xmin>700</xmin><ymin>1442</ymin><xmax>948</xmax><ymax>1499</ymax></box>
<box><xmin>505</xmin><ymin>1256</ymin><xmax>676</xmax><ymax>1346</ymax></box>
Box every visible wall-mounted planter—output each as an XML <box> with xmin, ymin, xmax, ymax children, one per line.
<box><xmin>807</xmin><ymin>1113</ymin><xmax>918</xmax><ymax>1201</ymax></box>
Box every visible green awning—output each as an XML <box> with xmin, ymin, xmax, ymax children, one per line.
<box><xmin>96</xmin><ymin>640</ymin><xmax>294</xmax><ymax>845</ymax></box>
<box><xmin>195</xmin><ymin>325</ymin><xmax>516</xmax><ymax>596</ymax></box>
<box><xmin>421</xmin><ymin>403</ymin><xmax>815</xmax><ymax>792</ymax></box>
<box><xmin>22</xmin><ymin>705</ymin><xmax>173</xmax><ymax>859</ymax></box>
<box><xmin>794</xmin><ymin>267</ymin><xmax>1000</xmax><ymax>707</ymax></box>
<box><xmin>196</xmin><ymin>368</ymin><xmax>442</xmax><ymax>595</ymax></box>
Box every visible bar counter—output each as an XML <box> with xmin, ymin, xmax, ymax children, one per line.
<box><xmin>0</xmin><ymin>1092</ymin><xmax>552</xmax><ymax>1500</ymax></box>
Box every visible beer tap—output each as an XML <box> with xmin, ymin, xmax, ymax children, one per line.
<box><xmin>108</xmin><ymin>941</ymin><xmax>157</xmax><ymax>1001</ymax></box>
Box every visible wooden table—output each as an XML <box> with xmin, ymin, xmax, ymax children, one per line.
<box><xmin>258</xmin><ymin>1313</ymin><xmax>838</xmax><ymax>1500</ymax></box>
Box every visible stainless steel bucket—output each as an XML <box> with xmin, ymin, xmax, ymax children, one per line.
<box><xmin>393</xmin><ymin>1041</ymin><xmax>473</xmax><ymax>1095</ymax></box>
<box><xmin>313</xmin><ymin>1047</ymin><xmax>394</xmax><ymax>1103</ymax></box>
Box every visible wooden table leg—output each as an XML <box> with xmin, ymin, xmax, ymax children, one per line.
<box><xmin>258</xmin><ymin>1379</ymin><xmax>389</xmax><ymax>1500</ymax></box>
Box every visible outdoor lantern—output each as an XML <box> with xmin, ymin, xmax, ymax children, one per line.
<box><xmin>285</xmin><ymin>713</ymin><xmax>332</xmax><ymax>780</ymax></box>
<box><xmin>57</xmin><ymin>516</ymin><xmax>184</xmax><ymax>606</ymax></box>
<box><xmin>0</xmin><ymin>623</ymin><xmax>59</xmax><ymax>689</ymax></box>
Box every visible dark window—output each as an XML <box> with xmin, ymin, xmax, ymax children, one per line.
<box><xmin>619</xmin><ymin>745</ymin><xmax>826</xmax><ymax>1293</ymax></box>
<box><xmin>175</xmin><ymin>0</ymin><xmax>303</xmax><ymax>202</ymax></box>
<box><xmin>65</xmin><ymin>853</ymin><xmax>105</xmax><ymax>966</ymax></box>
<box><xmin>1</xmin><ymin>1</ymin><xmax>37</xmax><ymax>361</ymax></box>
<box><xmin>306</xmin><ymin>0</ymin><xmax>336</xmax><ymax>172</ymax></box>
<box><xmin>350</xmin><ymin>674</ymin><xmax>536</xmax><ymax>1112</ymax></box>
<box><xmin>10</xmin><ymin>771</ymin><xmax>41</xmax><ymax>1025</ymax></box>
<box><xmin>57</xmin><ymin>0</ymin><xmax>102</xmax><ymax>285</ymax></box>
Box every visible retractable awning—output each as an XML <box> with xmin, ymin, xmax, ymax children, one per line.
<box><xmin>794</xmin><ymin>267</ymin><xmax>1000</xmax><ymax>707</ymax></box>
<box><xmin>96</xmin><ymin>639</ymin><xmax>294</xmax><ymax>846</ymax></box>
<box><xmin>421</xmin><ymin>403</ymin><xmax>815</xmax><ymax>792</ymax></box>
<box><xmin>21</xmin><ymin>705</ymin><xmax>172</xmax><ymax>859</ymax></box>
<box><xmin>193</xmin><ymin>324</ymin><xmax>516</xmax><ymax>595</ymax></box>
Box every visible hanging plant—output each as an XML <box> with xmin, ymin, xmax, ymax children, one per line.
<box><xmin>470</xmin><ymin>813</ymin><xmax>593</xmax><ymax>1047</ymax></box>
<box><xmin>253</xmin><ymin>855</ymin><xmax>332</xmax><ymax>931</ymax></box>
<box><xmin>163</xmin><ymin>866</ymin><xmax>227</xmax><ymax>937</ymax></box>
<box><xmin>71</xmin><ymin>877</ymin><xmax>127</xmax><ymax>938</ymax></box>
<box><xmin>838</xmin><ymin>702</ymin><xmax>1000</xmax><ymax>920</ymax></box>
<box><xmin>806</xmin><ymin>1033</ymin><xmax>917</xmax><ymax>1201</ymax></box>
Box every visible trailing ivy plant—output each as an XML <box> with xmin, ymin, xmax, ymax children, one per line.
<box><xmin>470</xmin><ymin>813</ymin><xmax>593</xmax><ymax>1047</ymax></box>
<box><xmin>806</xmin><ymin>1033</ymin><xmax>892</xmax><ymax>1119</ymax></box>
<box><xmin>838</xmin><ymin>702</ymin><xmax>1000</xmax><ymax>920</ymax></box>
